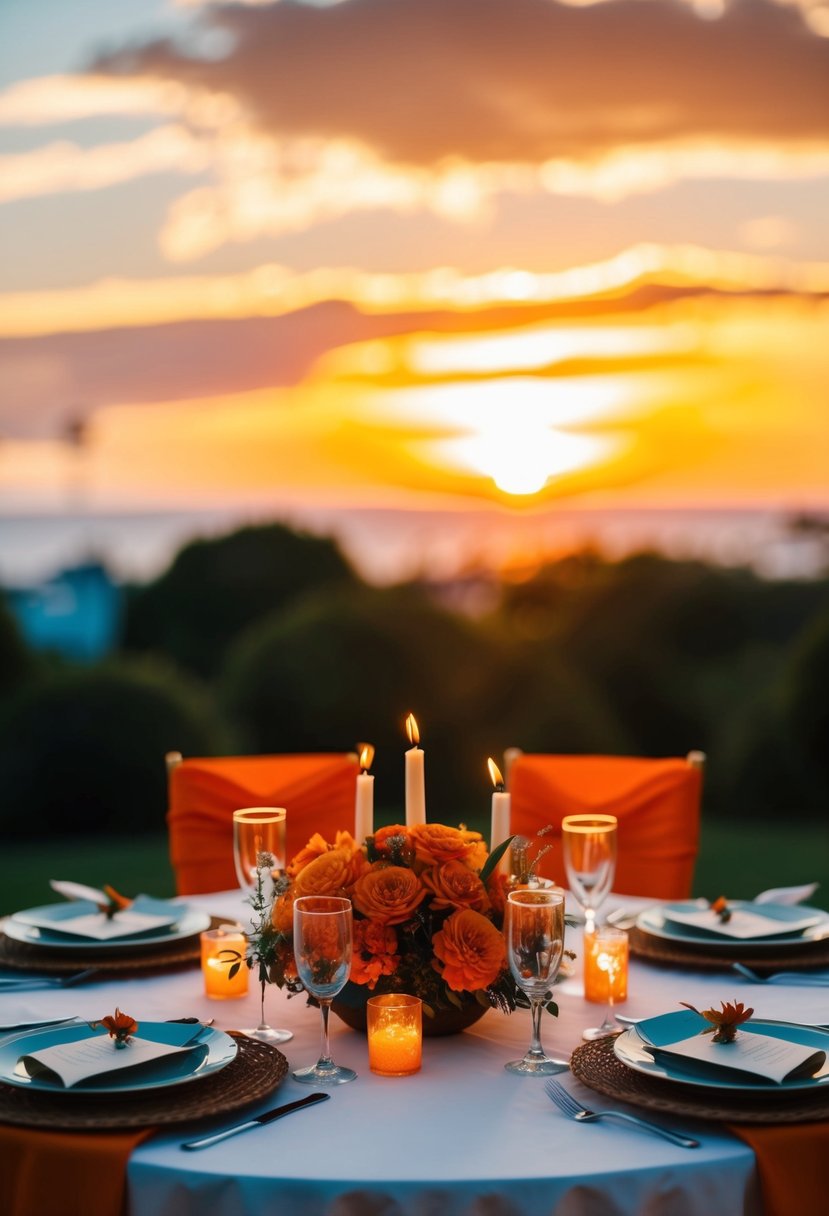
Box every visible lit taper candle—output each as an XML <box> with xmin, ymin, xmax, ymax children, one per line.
<box><xmin>405</xmin><ymin>713</ymin><xmax>426</xmax><ymax>826</ymax></box>
<box><xmin>355</xmin><ymin>743</ymin><xmax>375</xmax><ymax>842</ymax></box>
<box><xmin>488</xmin><ymin>757</ymin><xmax>511</xmax><ymax>874</ymax></box>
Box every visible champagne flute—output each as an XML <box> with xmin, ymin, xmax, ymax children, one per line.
<box><xmin>292</xmin><ymin>895</ymin><xmax>356</xmax><ymax>1086</ymax></box>
<box><xmin>504</xmin><ymin>888</ymin><xmax>569</xmax><ymax>1076</ymax></box>
<box><xmin>583</xmin><ymin>925</ymin><xmax>629</xmax><ymax>1041</ymax></box>
<box><xmin>561</xmin><ymin>814</ymin><xmax>617</xmax><ymax>932</ymax></box>
<box><xmin>233</xmin><ymin>807</ymin><xmax>292</xmax><ymax>1045</ymax></box>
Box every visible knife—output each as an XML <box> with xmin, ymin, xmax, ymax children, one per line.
<box><xmin>181</xmin><ymin>1092</ymin><xmax>330</xmax><ymax>1150</ymax></box>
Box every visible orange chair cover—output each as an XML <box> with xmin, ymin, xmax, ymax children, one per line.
<box><xmin>728</xmin><ymin>1121</ymin><xmax>828</xmax><ymax>1216</ymax></box>
<box><xmin>508</xmin><ymin>754</ymin><xmax>702</xmax><ymax>898</ymax></box>
<box><xmin>0</xmin><ymin>1124</ymin><xmax>152</xmax><ymax>1216</ymax></box>
<box><xmin>168</xmin><ymin>753</ymin><xmax>360</xmax><ymax>894</ymax></box>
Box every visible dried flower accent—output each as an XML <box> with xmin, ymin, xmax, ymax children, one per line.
<box><xmin>89</xmin><ymin>1008</ymin><xmax>139</xmax><ymax>1048</ymax></box>
<box><xmin>98</xmin><ymin>885</ymin><xmax>132</xmax><ymax>921</ymax></box>
<box><xmin>710</xmin><ymin>896</ymin><xmax>731</xmax><ymax>924</ymax></box>
<box><xmin>680</xmin><ymin>999</ymin><xmax>754</xmax><ymax>1044</ymax></box>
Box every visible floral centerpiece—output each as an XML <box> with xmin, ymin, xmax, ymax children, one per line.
<box><xmin>241</xmin><ymin>822</ymin><xmax>567</xmax><ymax>1036</ymax></box>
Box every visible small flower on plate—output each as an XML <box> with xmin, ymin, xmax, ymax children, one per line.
<box><xmin>680</xmin><ymin>999</ymin><xmax>754</xmax><ymax>1044</ymax></box>
<box><xmin>710</xmin><ymin>895</ymin><xmax>731</xmax><ymax>923</ymax></box>
<box><xmin>89</xmin><ymin>1007</ymin><xmax>139</xmax><ymax>1048</ymax></box>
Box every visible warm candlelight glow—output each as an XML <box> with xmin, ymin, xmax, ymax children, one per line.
<box><xmin>200</xmin><ymin>925</ymin><xmax>249</xmax><ymax>1000</ymax></box>
<box><xmin>405</xmin><ymin>713</ymin><xmax>420</xmax><ymax>747</ymax></box>
<box><xmin>359</xmin><ymin>743</ymin><xmax>375</xmax><ymax>772</ymax></box>
<box><xmin>367</xmin><ymin>993</ymin><xmax>422</xmax><ymax>1076</ymax></box>
<box><xmin>584</xmin><ymin>927</ymin><xmax>629</xmax><ymax>1005</ymax></box>
<box><xmin>487</xmin><ymin>757</ymin><xmax>505</xmax><ymax>791</ymax></box>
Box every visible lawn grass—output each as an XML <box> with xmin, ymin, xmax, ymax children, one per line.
<box><xmin>2</xmin><ymin>816</ymin><xmax>826</xmax><ymax>916</ymax></box>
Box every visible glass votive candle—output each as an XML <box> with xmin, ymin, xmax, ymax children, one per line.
<box><xmin>200</xmin><ymin>924</ymin><xmax>249</xmax><ymax>999</ymax></box>
<box><xmin>584</xmin><ymin>926</ymin><xmax>629</xmax><ymax>1004</ymax></box>
<box><xmin>367</xmin><ymin>993</ymin><xmax>422</xmax><ymax>1076</ymax></box>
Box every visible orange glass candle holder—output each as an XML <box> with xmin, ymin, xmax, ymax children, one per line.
<box><xmin>367</xmin><ymin>993</ymin><xmax>422</xmax><ymax>1076</ymax></box>
<box><xmin>201</xmin><ymin>924</ymin><xmax>249</xmax><ymax>1000</ymax></box>
<box><xmin>584</xmin><ymin>926</ymin><xmax>629</xmax><ymax>1004</ymax></box>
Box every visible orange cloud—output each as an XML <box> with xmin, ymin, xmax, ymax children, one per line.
<box><xmin>95</xmin><ymin>0</ymin><xmax>829</xmax><ymax>167</ymax></box>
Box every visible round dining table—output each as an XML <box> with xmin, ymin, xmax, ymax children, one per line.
<box><xmin>2</xmin><ymin>890</ymin><xmax>827</xmax><ymax>1216</ymax></box>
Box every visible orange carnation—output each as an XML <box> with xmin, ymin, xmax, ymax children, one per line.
<box><xmin>351</xmin><ymin>920</ymin><xmax>400</xmax><ymax>989</ymax></box>
<box><xmin>432</xmin><ymin>908</ymin><xmax>506</xmax><ymax>992</ymax></box>
<box><xmin>287</xmin><ymin>832</ymin><xmax>331</xmax><ymax>878</ymax></box>
<box><xmin>421</xmin><ymin>860</ymin><xmax>490</xmax><ymax>913</ymax></box>
<box><xmin>293</xmin><ymin>848</ymin><xmax>350</xmax><ymax>898</ymax></box>
<box><xmin>351</xmin><ymin>864</ymin><xmax>426</xmax><ymax>925</ymax></box>
<box><xmin>373</xmin><ymin>824</ymin><xmax>413</xmax><ymax>859</ymax></box>
<box><xmin>409</xmin><ymin>823</ymin><xmax>485</xmax><ymax>867</ymax></box>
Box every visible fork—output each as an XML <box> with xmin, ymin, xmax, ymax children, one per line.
<box><xmin>544</xmin><ymin>1079</ymin><xmax>699</xmax><ymax>1148</ymax></box>
<box><xmin>731</xmin><ymin>963</ymin><xmax>829</xmax><ymax>986</ymax></box>
<box><xmin>0</xmin><ymin>968</ymin><xmax>97</xmax><ymax>991</ymax></box>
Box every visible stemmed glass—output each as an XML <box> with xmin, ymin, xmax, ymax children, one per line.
<box><xmin>583</xmin><ymin>925</ymin><xmax>628</xmax><ymax>1041</ymax></box>
<box><xmin>504</xmin><ymin>888</ymin><xmax>569</xmax><ymax>1076</ymax></box>
<box><xmin>561</xmin><ymin>814</ymin><xmax>617</xmax><ymax>932</ymax></box>
<box><xmin>233</xmin><ymin>807</ymin><xmax>292</xmax><ymax>1045</ymax></box>
<box><xmin>292</xmin><ymin>895</ymin><xmax>356</xmax><ymax>1086</ymax></box>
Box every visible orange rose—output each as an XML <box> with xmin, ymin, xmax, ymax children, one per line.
<box><xmin>421</xmin><ymin>860</ymin><xmax>490</xmax><ymax>913</ymax></box>
<box><xmin>343</xmin><ymin>848</ymin><xmax>371</xmax><ymax>889</ymax></box>
<box><xmin>432</xmin><ymin>908</ymin><xmax>506</xmax><ymax>991</ymax></box>
<box><xmin>271</xmin><ymin>888</ymin><xmax>296</xmax><ymax>935</ymax></box>
<box><xmin>409</xmin><ymin>823</ymin><xmax>485</xmax><ymax>867</ymax></box>
<box><xmin>351</xmin><ymin>920</ymin><xmax>400</xmax><ymax>989</ymax></box>
<box><xmin>293</xmin><ymin>848</ymin><xmax>350</xmax><ymax>898</ymax></box>
<box><xmin>287</xmin><ymin>832</ymin><xmax>331</xmax><ymax>878</ymax></box>
<box><xmin>351</xmin><ymin>864</ymin><xmax>426</xmax><ymax>925</ymax></box>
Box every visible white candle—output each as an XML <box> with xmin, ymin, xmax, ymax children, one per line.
<box><xmin>405</xmin><ymin>713</ymin><xmax>426</xmax><ymax>826</ymax></box>
<box><xmin>355</xmin><ymin>744</ymin><xmax>375</xmax><ymax>841</ymax></box>
<box><xmin>488</xmin><ymin>758</ymin><xmax>511</xmax><ymax>873</ymax></box>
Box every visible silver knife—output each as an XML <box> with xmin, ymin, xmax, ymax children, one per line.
<box><xmin>181</xmin><ymin>1092</ymin><xmax>330</xmax><ymax>1150</ymax></box>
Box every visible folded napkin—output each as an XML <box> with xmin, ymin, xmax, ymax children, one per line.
<box><xmin>0</xmin><ymin>1125</ymin><xmax>153</xmax><ymax>1216</ymax></box>
<box><xmin>754</xmin><ymin>883</ymin><xmax>819</xmax><ymax>905</ymax></box>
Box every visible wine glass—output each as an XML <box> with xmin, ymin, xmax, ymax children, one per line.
<box><xmin>233</xmin><ymin>807</ymin><xmax>292</xmax><ymax>1045</ymax></box>
<box><xmin>583</xmin><ymin>925</ymin><xmax>629</xmax><ymax>1041</ymax></box>
<box><xmin>504</xmin><ymin>888</ymin><xmax>569</xmax><ymax>1076</ymax></box>
<box><xmin>233</xmin><ymin>807</ymin><xmax>286</xmax><ymax>893</ymax></box>
<box><xmin>292</xmin><ymin>895</ymin><xmax>356</xmax><ymax>1086</ymax></box>
<box><xmin>561</xmin><ymin>814</ymin><xmax>617</xmax><ymax>932</ymax></box>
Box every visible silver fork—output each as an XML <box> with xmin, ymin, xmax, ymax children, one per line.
<box><xmin>731</xmin><ymin>963</ymin><xmax>829</xmax><ymax>986</ymax></box>
<box><xmin>0</xmin><ymin>968</ymin><xmax>97</xmax><ymax>991</ymax></box>
<box><xmin>544</xmin><ymin>1079</ymin><xmax>699</xmax><ymax>1148</ymax></box>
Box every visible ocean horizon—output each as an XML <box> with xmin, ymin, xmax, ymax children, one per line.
<box><xmin>1</xmin><ymin>503</ymin><xmax>827</xmax><ymax>590</ymax></box>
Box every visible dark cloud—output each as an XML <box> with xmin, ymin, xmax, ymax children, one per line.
<box><xmin>94</xmin><ymin>0</ymin><xmax>829</xmax><ymax>165</ymax></box>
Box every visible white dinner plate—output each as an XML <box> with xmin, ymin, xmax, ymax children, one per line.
<box><xmin>614</xmin><ymin>1011</ymin><xmax>829</xmax><ymax>1094</ymax></box>
<box><xmin>636</xmin><ymin>902</ymin><xmax>829</xmax><ymax>953</ymax></box>
<box><xmin>4</xmin><ymin>900</ymin><xmax>211</xmax><ymax>952</ymax></box>
<box><xmin>0</xmin><ymin>1020</ymin><xmax>237</xmax><ymax>1094</ymax></box>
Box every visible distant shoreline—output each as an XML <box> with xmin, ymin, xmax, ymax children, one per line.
<box><xmin>1</xmin><ymin>503</ymin><xmax>827</xmax><ymax>587</ymax></box>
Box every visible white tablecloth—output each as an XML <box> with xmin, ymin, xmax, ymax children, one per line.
<box><xmin>3</xmin><ymin>891</ymin><xmax>827</xmax><ymax>1216</ymax></box>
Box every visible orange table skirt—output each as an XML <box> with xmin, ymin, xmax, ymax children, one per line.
<box><xmin>728</xmin><ymin>1120</ymin><xmax>829</xmax><ymax>1216</ymax></box>
<box><xmin>0</xmin><ymin>1124</ymin><xmax>153</xmax><ymax>1216</ymax></box>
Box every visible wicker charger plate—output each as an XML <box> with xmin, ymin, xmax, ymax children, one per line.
<box><xmin>0</xmin><ymin>1033</ymin><xmax>287</xmax><ymax>1131</ymax></box>
<box><xmin>629</xmin><ymin>925</ymin><xmax>829</xmax><ymax>972</ymax></box>
<box><xmin>570</xmin><ymin>1036</ymin><xmax>829</xmax><ymax>1124</ymax></box>
<box><xmin>0</xmin><ymin>916</ymin><xmax>226</xmax><ymax>976</ymax></box>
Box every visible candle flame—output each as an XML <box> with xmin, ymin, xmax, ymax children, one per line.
<box><xmin>405</xmin><ymin>713</ymin><xmax>420</xmax><ymax>746</ymax></box>
<box><xmin>359</xmin><ymin>743</ymin><xmax>375</xmax><ymax>772</ymax></box>
<box><xmin>487</xmin><ymin>757</ymin><xmax>505</xmax><ymax>790</ymax></box>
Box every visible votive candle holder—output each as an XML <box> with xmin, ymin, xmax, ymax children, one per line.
<box><xmin>367</xmin><ymin>993</ymin><xmax>422</xmax><ymax>1076</ymax></box>
<box><xmin>201</xmin><ymin>924</ymin><xmax>249</xmax><ymax>999</ymax></box>
<box><xmin>584</xmin><ymin>926</ymin><xmax>629</xmax><ymax>1004</ymax></box>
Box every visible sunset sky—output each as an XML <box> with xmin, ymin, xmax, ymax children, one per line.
<box><xmin>1</xmin><ymin>0</ymin><xmax>828</xmax><ymax>581</ymax></box>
